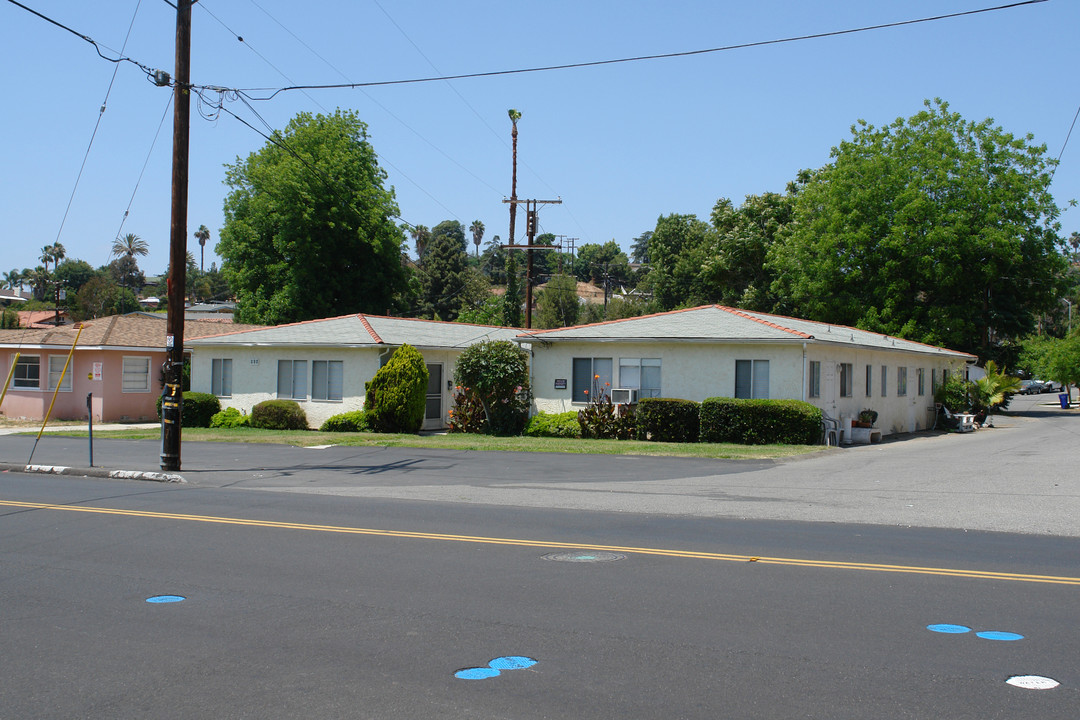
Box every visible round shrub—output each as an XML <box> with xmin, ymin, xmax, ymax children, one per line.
<box><xmin>320</xmin><ymin>410</ymin><xmax>371</xmax><ymax>433</ymax></box>
<box><xmin>364</xmin><ymin>344</ymin><xmax>428</xmax><ymax>433</ymax></box>
<box><xmin>523</xmin><ymin>411</ymin><xmax>581</xmax><ymax>438</ymax></box>
<box><xmin>453</xmin><ymin>340</ymin><xmax>532</xmax><ymax>436</ymax></box>
<box><xmin>250</xmin><ymin>399</ymin><xmax>309</xmax><ymax>430</ymax></box>
<box><xmin>156</xmin><ymin>391</ymin><xmax>220</xmax><ymax>428</ymax></box>
<box><xmin>210</xmin><ymin>406</ymin><xmax>250</xmax><ymax>429</ymax></box>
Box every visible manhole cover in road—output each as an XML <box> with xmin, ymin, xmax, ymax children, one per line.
<box><xmin>1006</xmin><ymin>675</ymin><xmax>1059</xmax><ymax>690</ymax></box>
<box><xmin>541</xmin><ymin>551</ymin><xmax>625</xmax><ymax>563</ymax></box>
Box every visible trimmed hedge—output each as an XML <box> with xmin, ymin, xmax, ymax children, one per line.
<box><xmin>635</xmin><ymin>398</ymin><xmax>700</xmax><ymax>443</ymax></box>
<box><xmin>320</xmin><ymin>410</ymin><xmax>371</xmax><ymax>433</ymax></box>
<box><xmin>210</xmin><ymin>406</ymin><xmax>249</xmax><ymax>429</ymax></box>
<box><xmin>523</xmin><ymin>411</ymin><xmax>581</xmax><ymax>438</ymax></box>
<box><xmin>250</xmin><ymin>399</ymin><xmax>309</xmax><ymax>430</ymax></box>
<box><xmin>700</xmin><ymin>397</ymin><xmax>822</xmax><ymax>445</ymax></box>
<box><xmin>155</xmin><ymin>391</ymin><xmax>220</xmax><ymax>428</ymax></box>
<box><xmin>364</xmin><ymin>344</ymin><xmax>428</xmax><ymax>434</ymax></box>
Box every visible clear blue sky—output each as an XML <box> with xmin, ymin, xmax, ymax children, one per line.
<box><xmin>2</xmin><ymin>0</ymin><xmax>1077</xmax><ymax>280</ymax></box>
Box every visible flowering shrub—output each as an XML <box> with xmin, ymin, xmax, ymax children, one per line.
<box><xmin>447</xmin><ymin>386</ymin><xmax>486</xmax><ymax>434</ymax></box>
<box><xmin>577</xmin><ymin>376</ymin><xmax>635</xmax><ymax>440</ymax></box>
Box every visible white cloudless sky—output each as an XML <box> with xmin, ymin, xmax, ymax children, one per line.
<box><xmin>1</xmin><ymin>0</ymin><xmax>1077</xmax><ymax>281</ymax></box>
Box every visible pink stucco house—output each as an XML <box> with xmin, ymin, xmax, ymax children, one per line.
<box><xmin>0</xmin><ymin>313</ymin><xmax>255</xmax><ymax>423</ymax></box>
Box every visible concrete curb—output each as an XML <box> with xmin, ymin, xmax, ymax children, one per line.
<box><xmin>0</xmin><ymin>463</ymin><xmax>185</xmax><ymax>483</ymax></box>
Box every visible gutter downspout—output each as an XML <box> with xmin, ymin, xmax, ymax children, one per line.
<box><xmin>801</xmin><ymin>342</ymin><xmax>808</xmax><ymax>402</ymax></box>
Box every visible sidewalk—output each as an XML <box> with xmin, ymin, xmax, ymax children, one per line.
<box><xmin>0</xmin><ymin>422</ymin><xmax>178</xmax><ymax>482</ymax></box>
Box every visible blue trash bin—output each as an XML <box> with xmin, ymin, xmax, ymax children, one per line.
<box><xmin>1059</xmin><ymin>393</ymin><xmax>1070</xmax><ymax>409</ymax></box>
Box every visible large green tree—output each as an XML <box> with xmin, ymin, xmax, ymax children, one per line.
<box><xmin>417</xmin><ymin>220</ymin><xmax>470</xmax><ymax>320</ymax></box>
<box><xmin>647</xmin><ymin>214</ymin><xmax>714</xmax><ymax>310</ymax></box>
<box><xmin>706</xmin><ymin>189</ymin><xmax>797</xmax><ymax>311</ymax></box>
<box><xmin>218</xmin><ymin>109</ymin><xmax>407</xmax><ymax>325</ymax></box>
<box><xmin>769</xmin><ymin>99</ymin><xmax>1068</xmax><ymax>357</ymax></box>
<box><xmin>535</xmin><ymin>273</ymin><xmax>580</xmax><ymax>328</ymax></box>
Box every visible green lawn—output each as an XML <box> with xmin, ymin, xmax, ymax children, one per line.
<box><xmin>36</xmin><ymin>425</ymin><xmax>825</xmax><ymax>460</ymax></box>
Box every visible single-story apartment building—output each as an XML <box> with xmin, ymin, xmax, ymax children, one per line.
<box><xmin>0</xmin><ymin>313</ymin><xmax>260</xmax><ymax>423</ymax></box>
<box><xmin>515</xmin><ymin>305</ymin><xmax>977</xmax><ymax>437</ymax></box>
<box><xmin>187</xmin><ymin>314</ymin><xmax>523</xmax><ymax>430</ymax></box>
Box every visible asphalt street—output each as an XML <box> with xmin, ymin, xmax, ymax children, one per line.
<box><xmin>3</xmin><ymin>392</ymin><xmax>1077</xmax><ymax>536</ymax></box>
<box><xmin>0</xmin><ymin>393</ymin><xmax>1077</xmax><ymax>718</ymax></box>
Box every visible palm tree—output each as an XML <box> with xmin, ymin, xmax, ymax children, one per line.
<box><xmin>194</xmin><ymin>225</ymin><xmax>210</xmax><ymax>272</ymax></box>
<box><xmin>28</xmin><ymin>266</ymin><xmax>51</xmax><ymax>301</ymax></box>
<box><xmin>469</xmin><ymin>220</ymin><xmax>484</xmax><ymax>258</ymax></box>
<box><xmin>39</xmin><ymin>246</ymin><xmax>54</xmax><ymax>272</ymax></box>
<box><xmin>111</xmin><ymin>233</ymin><xmax>149</xmax><ymax>260</ymax></box>
<box><xmin>50</xmin><ymin>242</ymin><xmax>66</xmax><ymax>268</ymax></box>
<box><xmin>3</xmin><ymin>269</ymin><xmax>20</xmax><ymax>290</ymax></box>
<box><xmin>410</xmin><ymin>225</ymin><xmax>431</xmax><ymax>260</ymax></box>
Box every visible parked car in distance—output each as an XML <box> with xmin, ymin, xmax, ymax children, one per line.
<box><xmin>1040</xmin><ymin>380</ymin><xmax>1063</xmax><ymax>393</ymax></box>
<box><xmin>1019</xmin><ymin>379</ymin><xmax>1044</xmax><ymax>395</ymax></box>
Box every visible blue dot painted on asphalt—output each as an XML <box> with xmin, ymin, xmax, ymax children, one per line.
<box><xmin>455</xmin><ymin>667</ymin><xmax>501</xmax><ymax>680</ymax></box>
<box><xmin>976</xmin><ymin>631</ymin><xmax>1024</xmax><ymax>641</ymax></box>
<box><xmin>146</xmin><ymin>595</ymin><xmax>186</xmax><ymax>603</ymax></box>
<box><xmin>927</xmin><ymin>624</ymin><xmax>971</xmax><ymax>634</ymax></box>
<box><xmin>489</xmin><ymin>656</ymin><xmax>537</xmax><ymax>671</ymax></box>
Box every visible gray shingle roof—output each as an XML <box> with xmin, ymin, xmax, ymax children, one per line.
<box><xmin>516</xmin><ymin>305</ymin><xmax>975</xmax><ymax>359</ymax></box>
<box><xmin>186</xmin><ymin>313</ymin><xmax>523</xmax><ymax>350</ymax></box>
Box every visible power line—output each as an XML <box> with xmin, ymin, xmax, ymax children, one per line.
<box><xmin>200</xmin><ymin>1</ymin><xmax>477</xmax><ymax>214</ymax></box>
<box><xmin>1051</xmin><ymin>103</ymin><xmax>1080</xmax><ymax>182</ymax></box>
<box><xmin>217</xmin><ymin>1</ymin><xmax>1048</xmax><ymax>99</ymax></box>
<box><xmin>53</xmin><ymin>0</ymin><xmax>144</xmax><ymax>247</ymax></box>
<box><xmin>112</xmin><ymin>95</ymin><xmax>174</xmax><ymax>261</ymax></box>
<box><xmin>4</xmin><ymin>0</ymin><xmax>157</xmax><ymax>77</ymax></box>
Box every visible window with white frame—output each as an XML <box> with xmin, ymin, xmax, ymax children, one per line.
<box><xmin>735</xmin><ymin>359</ymin><xmax>769</xmax><ymax>399</ymax></box>
<box><xmin>211</xmin><ymin>358</ymin><xmax>233</xmax><ymax>397</ymax></box>
<box><xmin>839</xmin><ymin>363</ymin><xmax>853</xmax><ymax>397</ymax></box>
<box><xmin>808</xmin><ymin>361</ymin><xmax>821</xmax><ymax>398</ymax></box>
<box><xmin>48</xmin><ymin>356</ymin><xmax>72</xmax><ymax>392</ymax></box>
<box><xmin>122</xmin><ymin>356</ymin><xmax>151</xmax><ymax>392</ymax></box>
<box><xmin>880</xmin><ymin>365</ymin><xmax>888</xmax><ymax>397</ymax></box>
<box><xmin>865</xmin><ymin>364</ymin><xmax>873</xmax><ymax>397</ymax></box>
<box><xmin>13</xmin><ymin>355</ymin><xmax>40</xmax><ymax>389</ymax></box>
<box><xmin>277</xmin><ymin>359</ymin><xmax>307</xmax><ymax>400</ymax></box>
<box><xmin>897</xmin><ymin>366</ymin><xmax>908</xmax><ymax>396</ymax></box>
<box><xmin>572</xmin><ymin>357</ymin><xmax>612</xmax><ymax>402</ymax></box>
<box><xmin>618</xmin><ymin>357</ymin><xmax>661</xmax><ymax>398</ymax></box>
<box><xmin>312</xmin><ymin>360</ymin><xmax>343</xmax><ymax>401</ymax></box>
<box><xmin>917</xmin><ymin>368</ymin><xmax>925</xmax><ymax>396</ymax></box>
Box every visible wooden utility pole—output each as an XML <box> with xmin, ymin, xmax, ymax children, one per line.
<box><xmin>161</xmin><ymin>0</ymin><xmax>191</xmax><ymax>472</ymax></box>
<box><xmin>502</xmin><ymin>198</ymin><xmax>562</xmax><ymax>329</ymax></box>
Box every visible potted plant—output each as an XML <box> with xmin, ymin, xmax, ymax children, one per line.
<box><xmin>854</xmin><ymin>409</ymin><xmax>877</xmax><ymax>428</ymax></box>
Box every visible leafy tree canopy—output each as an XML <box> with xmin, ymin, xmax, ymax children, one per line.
<box><xmin>768</xmin><ymin>99</ymin><xmax>1068</xmax><ymax>357</ymax></box>
<box><xmin>417</xmin><ymin>220</ymin><xmax>470</xmax><ymax>320</ymax></box>
<box><xmin>535</xmin><ymin>273</ymin><xmax>580</xmax><ymax>329</ymax></box>
<box><xmin>218</xmin><ymin>109</ymin><xmax>407</xmax><ymax>325</ymax></box>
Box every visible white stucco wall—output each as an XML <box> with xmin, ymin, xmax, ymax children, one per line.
<box><xmin>191</xmin><ymin>345</ymin><xmax>464</xmax><ymax>429</ymax></box>
<box><xmin>528</xmin><ymin>340</ymin><xmax>806</xmax><ymax>411</ymax></box>
<box><xmin>805</xmin><ymin>345</ymin><xmax>968</xmax><ymax>434</ymax></box>
<box><xmin>528</xmin><ymin>340</ymin><xmax>970</xmax><ymax>437</ymax></box>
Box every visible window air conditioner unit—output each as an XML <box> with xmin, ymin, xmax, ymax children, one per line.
<box><xmin>610</xmin><ymin>388</ymin><xmax>638</xmax><ymax>405</ymax></box>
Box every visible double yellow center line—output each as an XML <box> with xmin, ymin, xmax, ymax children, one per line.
<box><xmin>4</xmin><ymin>499</ymin><xmax>1078</xmax><ymax>586</ymax></box>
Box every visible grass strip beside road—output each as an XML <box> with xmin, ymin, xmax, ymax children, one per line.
<box><xmin>32</xmin><ymin>426</ymin><xmax>822</xmax><ymax>460</ymax></box>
